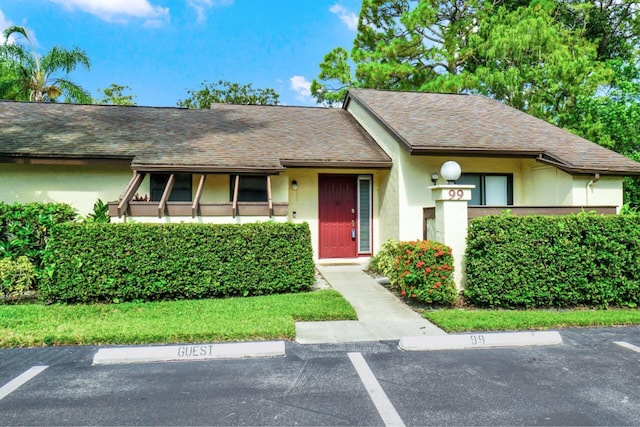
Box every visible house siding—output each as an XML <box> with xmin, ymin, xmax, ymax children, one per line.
<box><xmin>0</xmin><ymin>163</ymin><xmax>132</xmax><ymax>215</ymax></box>
<box><xmin>571</xmin><ymin>175</ymin><xmax>623</xmax><ymax>209</ymax></box>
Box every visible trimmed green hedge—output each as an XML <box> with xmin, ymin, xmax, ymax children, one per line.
<box><xmin>0</xmin><ymin>202</ymin><xmax>77</xmax><ymax>267</ymax></box>
<box><xmin>41</xmin><ymin>222</ymin><xmax>315</xmax><ymax>304</ymax></box>
<box><xmin>465</xmin><ymin>214</ymin><xmax>640</xmax><ymax>308</ymax></box>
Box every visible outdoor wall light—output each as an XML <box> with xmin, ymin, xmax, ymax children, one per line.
<box><xmin>440</xmin><ymin>161</ymin><xmax>462</xmax><ymax>184</ymax></box>
<box><xmin>291</xmin><ymin>180</ymin><xmax>298</xmax><ymax>191</ymax></box>
<box><xmin>430</xmin><ymin>173</ymin><xmax>439</xmax><ymax>186</ymax></box>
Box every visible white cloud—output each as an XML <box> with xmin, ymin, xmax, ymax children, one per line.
<box><xmin>290</xmin><ymin>75</ymin><xmax>312</xmax><ymax>101</ymax></box>
<box><xmin>187</xmin><ymin>0</ymin><xmax>234</xmax><ymax>23</ymax></box>
<box><xmin>0</xmin><ymin>10</ymin><xmax>15</xmax><ymax>42</ymax></box>
<box><xmin>329</xmin><ymin>4</ymin><xmax>357</xmax><ymax>31</ymax></box>
<box><xmin>0</xmin><ymin>11</ymin><xmax>38</xmax><ymax>46</ymax></box>
<box><xmin>48</xmin><ymin>0</ymin><xmax>169</xmax><ymax>25</ymax></box>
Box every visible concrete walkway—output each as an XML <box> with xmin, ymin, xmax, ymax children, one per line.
<box><xmin>296</xmin><ymin>264</ymin><xmax>446</xmax><ymax>344</ymax></box>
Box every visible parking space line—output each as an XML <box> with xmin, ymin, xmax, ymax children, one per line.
<box><xmin>614</xmin><ymin>341</ymin><xmax>640</xmax><ymax>354</ymax></box>
<box><xmin>348</xmin><ymin>352</ymin><xmax>405</xmax><ymax>427</ymax></box>
<box><xmin>0</xmin><ymin>366</ymin><xmax>48</xmax><ymax>401</ymax></box>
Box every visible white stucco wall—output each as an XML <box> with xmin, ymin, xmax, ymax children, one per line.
<box><xmin>0</xmin><ymin>163</ymin><xmax>132</xmax><ymax>216</ymax></box>
<box><xmin>571</xmin><ymin>175</ymin><xmax>623</xmax><ymax>209</ymax></box>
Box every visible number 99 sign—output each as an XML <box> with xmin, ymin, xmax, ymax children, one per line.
<box><xmin>448</xmin><ymin>189</ymin><xmax>464</xmax><ymax>200</ymax></box>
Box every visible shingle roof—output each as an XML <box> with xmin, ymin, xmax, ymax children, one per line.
<box><xmin>0</xmin><ymin>101</ymin><xmax>392</xmax><ymax>172</ymax></box>
<box><xmin>346</xmin><ymin>88</ymin><xmax>640</xmax><ymax>175</ymax></box>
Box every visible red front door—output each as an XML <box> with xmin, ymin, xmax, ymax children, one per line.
<box><xmin>319</xmin><ymin>175</ymin><xmax>357</xmax><ymax>258</ymax></box>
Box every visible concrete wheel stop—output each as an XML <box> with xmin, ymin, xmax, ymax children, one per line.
<box><xmin>399</xmin><ymin>331</ymin><xmax>563</xmax><ymax>351</ymax></box>
<box><xmin>93</xmin><ymin>341</ymin><xmax>286</xmax><ymax>365</ymax></box>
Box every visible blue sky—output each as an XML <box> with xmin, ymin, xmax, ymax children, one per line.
<box><xmin>0</xmin><ymin>0</ymin><xmax>362</xmax><ymax>107</ymax></box>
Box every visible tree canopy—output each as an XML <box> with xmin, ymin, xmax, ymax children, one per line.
<box><xmin>96</xmin><ymin>83</ymin><xmax>136</xmax><ymax>106</ymax></box>
<box><xmin>0</xmin><ymin>26</ymin><xmax>91</xmax><ymax>103</ymax></box>
<box><xmin>177</xmin><ymin>80</ymin><xmax>280</xmax><ymax>108</ymax></box>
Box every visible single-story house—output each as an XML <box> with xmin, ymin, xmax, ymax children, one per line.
<box><xmin>2</xmin><ymin>88</ymin><xmax>639</xmax><ymax>260</ymax></box>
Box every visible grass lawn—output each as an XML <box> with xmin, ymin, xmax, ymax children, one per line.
<box><xmin>423</xmin><ymin>308</ymin><xmax>640</xmax><ymax>333</ymax></box>
<box><xmin>0</xmin><ymin>290</ymin><xmax>356</xmax><ymax>348</ymax></box>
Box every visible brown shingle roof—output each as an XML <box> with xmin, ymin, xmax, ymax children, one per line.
<box><xmin>0</xmin><ymin>101</ymin><xmax>392</xmax><ymax>172</ymax></box>
<box><xmin>346</xmin><ymin>88</ymin><xmax>640</xmax><ymax>175</ymax></box>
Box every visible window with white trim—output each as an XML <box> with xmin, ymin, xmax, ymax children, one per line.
<box><xmin>357</xmin><ymin>175</ymin><xmax>373</xmax><ymax>254</ymax></box>
<box><xmin>458</xmin><ymin>174</ymin><xmax>513</xmax><ymax>206</ymax></box>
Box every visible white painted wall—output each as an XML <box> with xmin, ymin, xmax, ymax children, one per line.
<box><xmin>0</xmin><ymin>163</ymin><xmax>132</xmax><ymax>216</ymax></box>
<box><xmin>571</xmin><ymin>175</ymin><xmax>623</xmax><ymax>209</ymax></box>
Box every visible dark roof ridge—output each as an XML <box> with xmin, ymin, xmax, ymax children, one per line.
<box><xmin>0</xmin><ymin>99</ymin><xmax>335</xmax><ymax>112</ymax></box>
<box><xmin>0</xmin><ymin>99</ymin><xmax>189</xmax><ymax>110</ymax></box>
<box><xmin>209</xmin><ymin>103</ymin><xmax>332</xmax><ymax>111</ymax></box>
<box><xmin>349</xmin><ymin>87</ymin><xmax>472</xmax><ymax>97</ymax></box>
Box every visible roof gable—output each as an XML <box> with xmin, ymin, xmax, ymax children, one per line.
<box><xmin>345</xmin><ymin>88</ymin><xmax>640</xmax><ymax>175</ymax></box>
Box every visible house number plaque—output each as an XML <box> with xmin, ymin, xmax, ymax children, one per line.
<box><xmin>448</xmin><ymin>189</ymin><xmax>465</xmax><ymax>200</ymax></box>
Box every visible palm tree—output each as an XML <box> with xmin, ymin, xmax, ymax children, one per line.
<box><xmin>0</xmin><ymin>26</ymin><xmax>91</xmax><ymax>103</ymax></box>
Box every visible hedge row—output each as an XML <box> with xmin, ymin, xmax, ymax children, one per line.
<box><xmin>0</xmin><ymin>202</ymin><xmax>77</xmax><ymax>267</ymax></box>
<box><xmin>41</xmin><ymin>222</ymin><xmax>315</xmax><ymax>304</ymax></box>
<box><xmin>465</xmin><ymin>214</ymin><xmax>640</xmax><ymax>308</ymax></box>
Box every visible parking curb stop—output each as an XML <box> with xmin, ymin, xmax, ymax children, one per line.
<box><xmin>399</xmin><ymin>331</ymin><xmax>563</xmax><ymax>351</ymax></box>
<box><xmin>92</xmin><ymin>341</ymin><xmax>286</xmax><ymax>365</ymax></box>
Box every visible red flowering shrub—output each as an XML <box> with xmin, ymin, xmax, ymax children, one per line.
<box><xmin>394</xmin><ymin>240</ymin><xmax>457</xmax><ymax>306</ymax></box>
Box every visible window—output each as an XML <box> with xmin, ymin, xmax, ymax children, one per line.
<box><xmin>230</xmin><ymin>175</ymin><xmax>268</xmax><ymax>202</ymax></box>
<box><xmin>458</xmin><ymin>174</ymin><xmax>513</xmax><ymax>206</ymax></box>
<box><xmin>150</xmin><ymin>174</ymin><xmax>192</xmax><ymax>202</ymax></box>
<box><xmin>358</xmin><ymin>175</ymin><xmax>373</xmax><ymax>254</ymax></box>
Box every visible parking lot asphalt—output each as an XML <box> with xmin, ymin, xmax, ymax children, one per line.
<box><xmin>1</xmin><ymin>327</ymin><xmax>639</xmax><ymax>426</ymax></box>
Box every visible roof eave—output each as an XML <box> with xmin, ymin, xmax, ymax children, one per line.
<box><xmin>280</xmin><ymin>159</ymin><xmax>393</xmax><ymax>169</ymax></box>
<box><xmin>131</xmin><ymin>164</ymin><xmax>286</xmax><ymax>175</ymax></box>
<box><xmin>536</xmin><ymin>157</ymin><xmax>640</xmax><ymax>176</ymax></box>
<box><xmin>408</xmin><ymin>147</ymin><xmax>544</xmax><ymax>157</ymax></box>
<box><xmin>409</xmin><ymin>148</ymin><xmax>640</xmax><ymax>175</ymax></box>
<box><xmin>0</xmin><ymin>154</ymin><xmax>133</xmax><ymax>166</ymax></box>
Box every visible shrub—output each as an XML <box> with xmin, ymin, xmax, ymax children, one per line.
<box><xmin>465</xmin><ymin>213</ymin><xmax>640</xmax><ymax>308</ymax></box>
<box><xmin>40</xmin><ymin>221</ymin><xmax>315</xmax><ymax>304</ymax></box>
<box><xmin>369</xmin><ymin>238</ymin><xmax>401</xmax><ymax>282</ymax></box>
<box><xmin>0</xmin><ymin>256</ymin><xmax>36</xmax><ymax>303</ymax></box>
<box><xmin>0</xmin><ymin>202</ymin><xmax>77</xmax><ymax>267</ymax></box>
<box><xmin>83</xmin><ymin>199</ymin><xmax>110</xmax><ymax>223</ymax></box>
<box><xmin>371</xmin><ymin>239</ymin><xmax>457</xmax><ymax>306</ymax></box>
<box><xmin>394</xmin><ymin>240</ymin><xmax>457</xmax><ymax>306</ymax></box>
